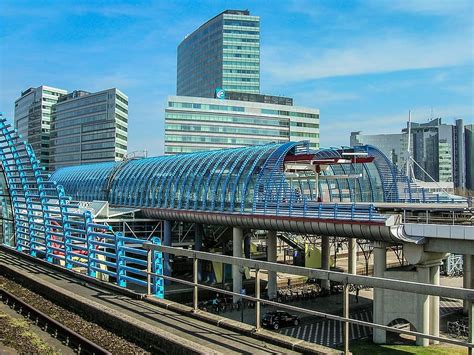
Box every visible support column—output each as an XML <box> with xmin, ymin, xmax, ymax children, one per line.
<box><xmin>195</xmin><ymin>223</ymin><xmax>203</xmax><ymax>282</ymax></box>
<box><xmin>321</xmin><ymin>236</ymin><xmax>330</xmax><ymax>291</ymax></box>
<box><xmin>348</xmin><ymin>238</ymin><xmax>357</xmax><ymax>275</ymax></box>
<box><xmin>244</xmin><ymin>233</ymin><xmax>251</xmax><ymax>259</ymax></box>
<box><xmin>267</xmin><ymin>230</ymin><xmax>277</xmax><ymax>300</ymax></box>
<box><xmin>416</xmin><ymin>265</ymin><xmax>430</xmax><ymax>346</ymax></box>
<box><xmin>464</xmin><ymin>255</ymin><xmax>473</xmax><ymax>314</ymax></box>
<box><xmin>163</xmin><ymin>220</ymin><xmax>172</xmax><ymax>285</ymax></box>
<box><xmin>373</xmin><ymin>242</ymin><xmax>387</xmax><ymax>344</ymax></box>
<box><xmin>430</xmin><ymin>263</ymin><xmax>441</xmax><ymax>344</ymax></box>
<box><xmin>233</xmin><ymin>227</ymin><xmax>243</xmax><ymax>302</ymax></box>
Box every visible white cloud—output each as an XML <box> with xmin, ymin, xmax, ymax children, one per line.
<box><xmin>375</xmin><ymin>0</ymin><xmax>473</xmax><ymax>16</ymax></box>
<box><xmin>262</xmin><ymin>33</ymin><xmax>473</xmax><ymax>83</ymax></box>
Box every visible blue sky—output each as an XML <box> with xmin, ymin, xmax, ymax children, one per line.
<box><xmin>0</xmin><ymin>0</ymin><xmax>473</xmax><ymax>155</ymax></box>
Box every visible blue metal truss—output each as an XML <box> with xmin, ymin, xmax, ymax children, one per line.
<box><xmin>50</xmin><ymin>141</ymin><xmax>466</xmax><ymax>224</ymax></box>
<box><xmin>0</xmin><ymin>116</ymin><xmax>163</xmax><ymax>298</ymax></box>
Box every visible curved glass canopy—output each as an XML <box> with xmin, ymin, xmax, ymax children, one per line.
<box><xmin>50</xmin><ymin>141</ymin><xmax>458</xmax><ymax>219</ymax></box>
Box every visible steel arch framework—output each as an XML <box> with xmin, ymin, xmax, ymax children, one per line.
<box><xmin>0</xmin><ymin>116</ymin><xmax>164</xmax><ymax>297</ymax></box>
<box><xmin>50</xmin><ymin>141</ymin><xmax>463</xmax><ymax>224</ymax></box>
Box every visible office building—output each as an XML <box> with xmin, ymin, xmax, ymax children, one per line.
<box><xmin>14</xmin><ymin>85</ymin><xmax>67</xmax><ymax>169</ymax></box>
<box><xmin>466</xmin><ymin>124</ymin><xmax>474</xmax><ymax>191</ymax></box>
<box><xmin>350</xmin><ymin>132</ymin><xmax>407</xmax><ymax>170</ymax></box>
<box><xmin>165</xmin><ymin>96</ymin><xmax>319</xmax><ymax>154</ymax></box>
<box><xmin>177</xmin><ymin>10</ymin><xmax>260</xmax><ymax>98</ymax></box>
<box><xmin>351</xmin><ymin>118</ymin><xmax>471</xmax><ymax>189</ymax></box>
<box><xmin>49</xmin><ymin>89</ymin><xmax>128</xmax><ymax>170</ymax></box>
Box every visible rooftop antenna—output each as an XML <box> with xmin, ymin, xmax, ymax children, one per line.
<box><xmin>406</xmin><ymin>110</ymin><xmax>412</xmax><ymax>179</ymax></box>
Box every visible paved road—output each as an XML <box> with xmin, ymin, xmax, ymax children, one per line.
<box><xmin>279</xmin><ymin>299</ymin><xmax>463</xmax><ymax>347</ymax></box>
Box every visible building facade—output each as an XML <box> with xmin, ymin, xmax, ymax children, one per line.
<box><xmin>466</xmin><ymin>124</ymin><xmax>474</xmax><ymax>191</ymax></box>
<box><xmin>14</xmin><ymin>85</ymin><xmax>67</xmax><ymax>169</ymax></box>
<box><xmin>165</xmin><ymin>96</ymin><xmax>319</xmax><ymax>154</ymax></box>
<box><xmin>350</xmin><ymin>132</ymin><xmax>407</xmax><ymax>170</ymax></box>
<box><xmin>49</xmin><ymin>88</ymin><xmax>128</xmax><ymax>170</ymax></box>
<box><xmin>177</xmin><ymin>10</ymin><xmax>260</xmax><ymax>98</ymax></box>
<box><xmin>351</xmin><ymin>118</ymin><xmax>471</xmax><ymax>189</ymax></box>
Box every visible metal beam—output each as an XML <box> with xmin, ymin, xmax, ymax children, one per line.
<box><xmin>143</xmin><ymin>243</ymin><xmax>474</xmax><ymax>300</ymax></box>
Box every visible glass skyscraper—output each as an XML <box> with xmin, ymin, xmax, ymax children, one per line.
<box><xmin>177</xmin><ymin>9</ymin><xmax>260</xmax><ymax>98</ymax></box>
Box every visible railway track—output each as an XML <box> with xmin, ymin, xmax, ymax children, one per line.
<box><xmin>0</xmin><ymin>287</ymin><xmax>111</xmax><ymax>355</ymax></box>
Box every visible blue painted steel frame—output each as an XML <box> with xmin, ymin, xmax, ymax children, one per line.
<box><xmin>0</xmin><ymin>116</ymin><xmax>164</xmax><ymax>298</ymax></box>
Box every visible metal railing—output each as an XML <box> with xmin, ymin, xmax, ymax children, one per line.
<box><xmin>143</xmin><ymin>243</ymin><xmax>474</xmax><ymax>354</ymax></box>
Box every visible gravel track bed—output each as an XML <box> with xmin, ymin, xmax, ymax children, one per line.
<box><xmin>0</xmin><ymin>275</ymin><xmax>150</xmax><ymax>354</ymax></box>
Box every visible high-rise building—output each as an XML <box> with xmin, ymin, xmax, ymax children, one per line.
<box><xmin>14</xmin><ymin>85</ymin><xmax>67</xmax><ymax>169</ymax></box>
<box><xmin>350</xmin><ymin>132</ymin><xmax>407</xmax><ymax>170</ymax></box>
<box><xmin>165</xmin><ymin>96</ymin><xmax>319</xmax><ymax>154</ymax></box>
<box><xmin>177</xmin><ymin>10</ymin><xmax>260</xmax><ymax>98</ymax></box>
<box><xmin>49</xmin><ymin>89</ymin><xmax>128</xmax><ymax>170</ymax></box>
<box><xmin>351</xmin><ymin>118</ymin><xmax>471</xmax><ymax>189</ymax></box>
<box><xmin>465</xmin><ymin>124</ymin><xmax>474</xmax><ymax>191</ymax></box>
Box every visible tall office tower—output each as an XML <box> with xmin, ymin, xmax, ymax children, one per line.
<box><xmin>466</xmin><ymin>124</ymin><xmax>474</xmax><ymax>191</ymax></box>
<box><xmin>14</xmin><ymin>86</ymin><xmax>68</xmax><ymax>169</ymax></box>
<box><xmin>177</xmin><ymin>10</ymin><xmax>260</xmax><ymax>98</ymax></box>
<box><xmin>49</xmin><ymin>88</ymin><xmax>128</xmax><ymax>171</ymax></box>
<box><xmin>165</xmin><ymin>96</ymin><xmax>319</xmax><ymax>154</ymax></box>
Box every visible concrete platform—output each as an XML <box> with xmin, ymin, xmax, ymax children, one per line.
<box><xmin>0</xmin><ymin>249</ymin><xmax>340</xmax><ymax>354</ymax></box>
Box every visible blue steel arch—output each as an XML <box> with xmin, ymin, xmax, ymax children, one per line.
<box><xmin>50</xmin><ymin>141</ymin><xmax>464</xmax><ymax>220</ymax></box>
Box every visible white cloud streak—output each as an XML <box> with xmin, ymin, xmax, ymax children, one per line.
<box><xmin>263</xmin><ymin>33</ymin><xmax>473</xmax><ymax>83</ymax></box>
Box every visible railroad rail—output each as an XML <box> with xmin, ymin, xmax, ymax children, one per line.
<box><xmin>0</xmin><ymin>288</ymin><xmax>111</xmax><ymax>355</ymax></box>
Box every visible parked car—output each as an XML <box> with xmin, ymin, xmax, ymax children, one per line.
<box><xmin>262</xmin><ymin>311</ymin><xmax>300</xmax><ymax>330</ymax></box>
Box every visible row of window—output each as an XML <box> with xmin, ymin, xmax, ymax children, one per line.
<box><xmin>223</xmin><ymin>20</ymin><xmax>259</xmax><ymax>27</ymax></box>
<box><xmin>53</xmin><ymin>104</ymin><xmax>107</xmax><ymax>122</ymax></box>
<box><xmin>262</xmin><ymin>109</ymin><xmax>319</xmax><ymax>119</ymax></box>
<box><xmin>43</xmin><ymin>90</ymin><xmax>62</xmax><ymax>96</ymax></box>
<box><xmin>169</xmin><ymin>102</ymin><xmax>245</xmax><ymax>112</ymax></box>
<box><xmin>116</xmin><ymin>94</ymin><xmax>128</xmax><ymax>106</ymax></box>
<box><xmin>290</xmin><ymin>122</ymin><xmax>320</xmax><ymax>129</ymax></box>
<box><xmin>222</xmin><ymin>77</ymin><xmax>259</xmax><ymax>83</ymax></box>
<box><xmin>222</xmin><ymin>85</ymin><xmax>259</xmax><ymax>92</ymax></box>
<box><xmin>223</xmin><ymin>53</ymin><xmax>259</xmax><ymax>59</ymax></box>
<box><xmin>55</xmin><ymin>94</ymin><xmax>107</xmax><ymax>113</ymax></box>
<box><xmin>223</xmin><ymin>68</ymin><xmax>259</xmax><ymax>74</ymax></box>
<box><xmin>223</xmin><ymin>60</ymin><xmax>260</xmax><ymax>66</ymax></box>
<box><xmin>223</xmin><ymin>29</ymin><xmax>259</xmax><ymax>36</ymax></box>
<box><xmin>116</xmin><ymin>112</ymin><xmax>127</xmax><ymax>124</ymax></box>
<box><xmin>166</xmin><ymin>112</ymin><xmax>289</xmax><ymax>128</ymax></box>
<box><xmin>165</xmin><ymin>134</ymin><xmax>286</xmax><ymax>145</ymax></box>
<box><xmin>52</xmin><ymin>113</ymin><xmax>107</xmax><ymax>130</ymax></box>
<box><xmin>165</xmin><ymin>123</ymin><xmax>288</xmax><ymax>137</ymax></box>
<box><xmin>223</xmin><ymin>45</ymin><xmax>259</xmax><ymax>51</ymax></box>
<box><xmin>116</xmin><ymin>104</ymin><xmax>128</xmax><ymax>115</ymax></box>
<box><xmin>290</xmin><ymin>132</ymin><xmax>320</xmax><ymax>138</ymax></box>
<box><xmin>223</xmin><ymin>36</ymin><xmax>259</xmax><ymax>43</ymax></box>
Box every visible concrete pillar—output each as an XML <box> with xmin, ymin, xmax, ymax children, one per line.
<box><xmin>348</xmin><ymin>238</ymin><xmax>357</xmax><ymax>274</ymax></box>
<box><xmin>416</xmin><ymin>265</ymin><xmax>430</xmax><ymax>346</ymax></box>
<box><xmin>267</xmin><ymin>230</ymin><xmax>277</xmax><ymax>300</ymax></box>
<box><xmin>232</xmin><ymin>227</ymin><xmax>243</xmax><ymax>302</ymax></box>
<box><xmin>430</xmin><ymin>263</ymin><xmax>441</xmax><ymax>344</ymax></box>
<box><xmin>195</xmin><ymin>224</ymin><xmax>203</xmax><ymax>282</ymax></box>
<box><xmin>244</xmin><ymin>233</ymin><xmax>251</xmax><ymax>259</ymax></box>
<box><xmin>321</xmin><ymin>236</ymin><xmax>330</xmax><ymax>290</ymax></box>
<box><xmin>163</xmin><ymin>220</ymin><xmax>172</xmax><ymax>284</ymax></box>
<box><xmin>373</xmin><ymin>242</ymin><xmax>387</xmax><ymax>344</ymax></box>
<box><xmin>464</xmin><ymin>255</ymin><xmax>474</xmax><ymax>314</ymax></box>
